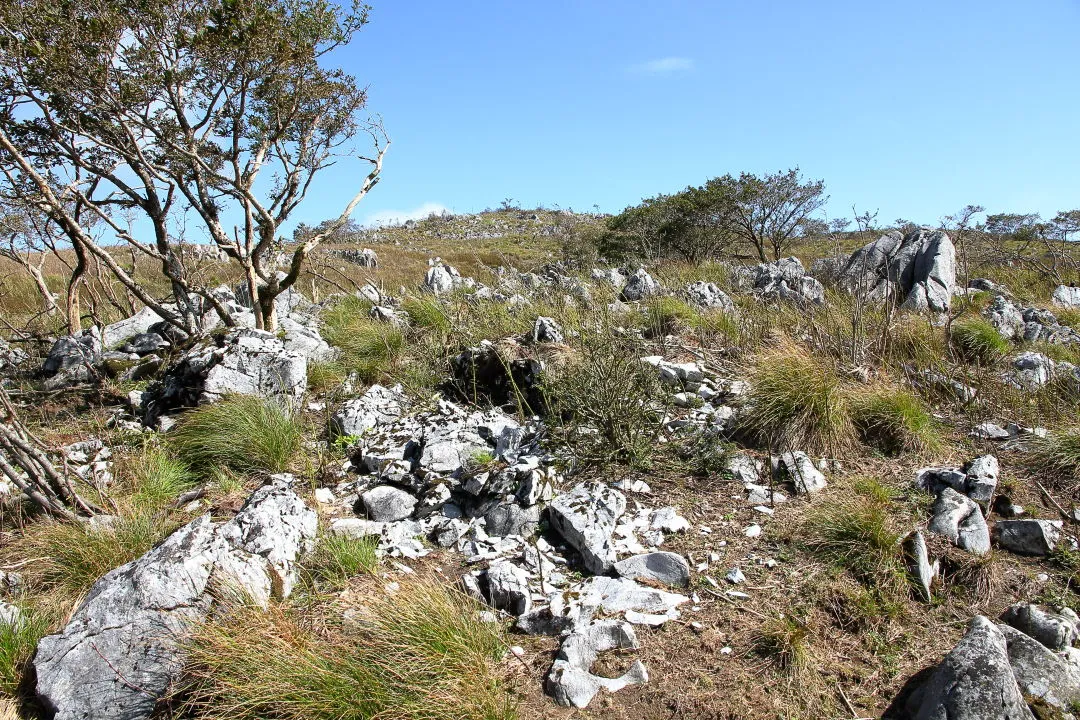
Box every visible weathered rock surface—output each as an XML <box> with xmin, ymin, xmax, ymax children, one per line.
<box><xmin>840</xmin><ymin>229</ymin><xmax>956</xmax><ymax>313</ymax></box>
<box><xmin>999</xmin><ymin>623</ymin><xmax>1080</xmax><ymax>711</ymax></box>
<box><xmin>903</xmin><ymin>531</ymin><xmax>936</xmax><ymax>602</ymax></box>
<box><xmin>685</xmin><ymin>281</ymin><xmax>735</xmax><ymax>313</ymax></box>
<box><xmin>361</xmin><ymin>485</ymin><xmax>418</xmax><ymax>522</ymax></box>
<box><xmin>927</xmin><ymin>488</ymin><xmax>991</xmax><ymax>555</ymax></box>
<box><xmin>547</xmin><ymin>483</ymin><xmax>627</xmax><ymax>574</ymax></box>
<box><xmin>330</xmin><ymin>384</ymin><xmax>408</xmax><ymax>438</ymax></box>
<box><xmin>1001</xmin><ymin>603</ymin><xmax>1078</xmax><ymax>652</ymax></box>
<box><xmin>546</xmin><ymin>620</ymin><xmax>648</xmax><ymax>708</ymax></box>
<box><xmin>42</xmin><ymin>328</ymin><xmax>103</xmax><ymax>385</ymax></box>
<box><xmin>904</xmin><ymin>616</ymin><xmax>1034</xmax><ymax>720</ymax></box>
<box><xmin>34</xmin><ymin>481</ymin><xmax>316</xmax><ymax>720</ymax></box>
<box><xmin>773</xmin><ymin>451</ymin><xmax>827</xmax><ymax>494</ymax></box>
<box><xmin>1052</xmin><ymin>285</ymin><xmax>1080</xmax><ymax>309</ymax></box>
<box><xmin>994</xmin><ymin>519</ymin><xmax>1061</xmax><ymax>556</ymax></box>
<box><xmin>620</xmin><ymin>268</ymin><xmax>660</xmax><ymax>302</ymax></box>
<box><xmin>613</xmin><ymin>552</ymin><xmax>691</xmax><ymax>588</ymax></box>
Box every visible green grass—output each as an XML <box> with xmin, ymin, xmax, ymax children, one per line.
<box><xmin>0</xmin><ymin>605</ymin><xmax>56</xmax><ymax>698</ymax></box>
<box><xmin>801</xmin><ymin>479</ymin><xmax>906</xmax><ymax>595</ymax></box>
<box><xmin>751</xmin><ymin>615</ymin><xmax>810</xmax><ymax>675</ymax></box>
<box><xmin>304</xmin><ymin>534</ymin><xmax>379</xmax><ymax>588</ymax></box>
<box><xmin>851</xmin><ymin>387</ymin><xmax>939</xmax><ymax>455</ymax></box>
<box><xmin>689</xmin><ymin>309</ymin><xmax>740</xmax><ymax>344</ymax></box>
<box><xmin>307</xmin><ymin>360</ymin><xmax>348</xmax><ymax>394</ymax></box>
<box><xmin>177</xmin><ymin>580</ymin><xmax>515</xmax><ymax>720</ymax></box>
<box><xmin>950</xmin><ymin>316</ymin><xmax>1009</xmax><ymax>364</ymax></box>
<box><xmin>642</xmin><ymin>296</ymin><xmax>697</xmax><ymax>338</ymax></box>
<box><xmin>125</xmin><ymin>444</ymin><xmax>197</xmax><ymax>508</ymax></box>
<box><xmin>1031</xmin><ymin>429</ymin><xmax>1080</xmax><ymax>490</ymax></box>
<box><xmin>1055</xmin><ymin>307</ymin><xmax>1080</xmax><ymax>332</ymax></box>
<box><xmin>171</xmin><ymin>395</ymin><xmax>304</xmax><ymax>476</ymax></box>
<box><xmin>402</xmin><ymin>296</ymin><xmax>452</xmax><ymax>335</ymax></box>
<box><xmin>739</xmin><ymin>344</ymin><xmax>854</xmax><ymax>455</ymax></box>
<box><xmin>321</xmin><ymin>296</ymin><xmax>405</xmax><ymax>383</ymax></box>
<box><xmin>17</xmin><ymin>512</ymin><xmax>170</xmax><ymax>602</ymax></box>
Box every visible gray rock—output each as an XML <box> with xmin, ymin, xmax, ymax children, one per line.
<box><xmin>117</xmin><ymin>332</ymin><xmax>169</xmax><ymax>356</ymax></box>
<box><xmin>574</xmin><ymin>576</ymin><xmax>689</xmax><ymax>620</ymax></box>
<box><xmin>484</xmin><ymin>503</ymin><xmax>540</xmax><ymax>538</ymax></box>
<box><xmin>928</xmin><ymin>488</ymin><xmax>991</xmax><ymax>555</ymax></box>
<box><xmin>971</xmin><ymin>422</ymin><xmax>1012</xmax><ymax>441</ymax></box>
<box><xmin>103</xmin><ymin>306</ymin><xmax>164</xmax><ymax>348</ymax></box>
<box><xmin>998</xmin><ymin>623</ymin><xmax>1080</xmax><ymax>711</ymax></box>
<box><xmin>516</xmin><ymin>606</ymin><xmax>575</xmax><ymax>636</ymax></box>
<box><xmin>484</xmin><ymin>560</ymin><xmax>532</xmax><ymax>616</ymax></box>
<box><xmin>546</xmin><ymin>620</ymin><xmax>648</xmax><ymax>708</ymax></box>
<box><xmin>333</xmin><ymin>247</ymin><xmax>378</xmax><ymax>267</ymax></box>
<box><xmin>963</xmin><ymin>455</ymin><xmax>999</xmax><ymax>511</ymax></box>
<box><xmin>42</xmin><ymin>327</ymin><xmax>102</xmax><ymax>377</ymax></box>
<box><xmin>905</xmin><ymin>616</ymin><xmax>1034</xmax><ymax>720</ymax></box>
<box><xmin>0</xmin><ymin>601</ymin><xmax>22</xmax><ymax>627</ymax></box>
<box><xmin>34</xmin><ymin>481</ymin><xmax>316</xmax><ymax>720</ymax></box>
<box><xmin>613</xmin><ymin>552</ymin><xmax>691</xmax><ymax>588</ymax></box>
<box><xmin>547</xmin><ymin>483</ymin><xmax>627</xmax><ymax>574</ymax></box>
<box><xmin>725</xmin><ymin>452</ymin><xmax>760</xmax><ymax>485</ymax></box>
<box><xmin>751</xmin><ymin>257</ymin><xmax>824</xmax><ymax>306</ymax></box>
<box><xmin>330</xmin><ymin>384</ymin><xmax>408</xmax><ymax>438</ymax></box>
<box><xmin>1052</xmin><ymin>285</ymin><xmax>1080</xmax><ymax>309</ymax></box>
<box><xmin>424</xmin><ymin>263</ymin><xmax>461</xmax><ymax>294</ymax></box>
<box><xmin>685</xmin><ymin>281</ymin><xmax>735</xmax><ymax>313</ymax></box>
<box><xmin>985</xmin><ymin>295</ymin><xmax>1025</xmax><ymax>341</ymax></box>
<box><xmin>1001</xmin><ymin>603</ymin><xmax>1078</xmax><ymax>652</ymax></box>
<box><xmin>994</xmin><ymin>519</ymin><xmax>1061</xmax><ymax>556</ymax></box>
<box><xmin>0</xmin><ymin>337</ymin><xmax>28</xmax><ymax>375</ymax></box>
<box><xmin>620</xmin><ymin>268</ymin><xmax>660</xmax><ymax>302</ymax></box>
<box><xmin>841</xmin><ymin>229</ymin><xmax>956</xmax><ymax>313</ymax></box>
<box><xmin>903</xmin><ymin>531</ymin><xmax>936</xmax><ymax>602</ymax></box>
<box><xmin>773</xmin><ymin>451</ymin><xmax>827</xmax><ymax>494</ymax></box>
<box><xmin>531</xmin><ymin>316</ymin><xmax>564</xmax><ymax>344</ymax></box>
<box><xmin>969</xmin><ymin>278</ymin><xmax>1011</xmax><ymax>296</ymax></box>
<box><xmin>361</xmin><ymin>485</ymin><xmax>417</xmax><ymax>522</ymax></box>
<box><xmin>1011</xmin><ymin>351</ymin><xmax>1055</xmax><ymax>390</ymax></box>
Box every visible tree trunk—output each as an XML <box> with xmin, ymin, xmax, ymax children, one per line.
<box><xmin>27</xmin><ymin>264</ymin><xmax>58</xmax><ymax>315</ymax></box>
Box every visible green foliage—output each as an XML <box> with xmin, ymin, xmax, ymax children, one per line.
<box><xmin>751</xmin><ymin>615</ymin><xmax>810</xmax><ymax>674</ymax></box>
<box><xmin>307</xmin><ymin>360</ymin><xmax>348</xmax><ymax>394</ymax></box>
<box><xmin>802</xmin><ymin>479</ymin><xmax>906</xmax><ymax>595</ymax></box>
<box><xmin>690</xmin><ymin>309</ymin><xmax>740</xmax><ymax>344</ymax></box>
<box><xmin>543</xmin><ymin>333</ymin><xmax>667</xmax><ymax>467</ymax></box>
<box><xmin>178</xmin><ymin>581</ymin><xmax>514</xmax><ymax>720</ymax></box>
<box><xmin>305</xmin><ymin>534</ymin><xmax>379</xmax><ymax>588</ymax></box>
<box><xmin>126</xmin><ymin>444</ymin><xmax>197</xmax><ymax>508</ymax></box>
<box><xmin>950</xmin><ymin>317</ymin><xmax>1009</xmax><ymax>364</ymax></box>
<box><xmin>739</xmin><ymin>345</ymin><xmax>854</xmax><ymax>455</ymax></box>
<box><xmin>171</xmin><ymin>395</ymin><xmax>304</xmax><ymax>476</ymax></box>
<box><xmin>0</xmin><ymin>605</ymin><xmax>56</xmax><ymax>698</ymax></box>
<box><xmin>19</xmin><ymin>512</ymin><xmax>169</xmax><ymax>601</ymax></box>
<box><xmin>1032</xmin><ymin>429</ymin><xmax>1080</xmax><ymax>489</ymax></box>
<box><xmin>851</xmin><ymin>388</ymin><xmax>939</xmax><ymax>455</ymax></box>
<box><xmin>402</xmin><ymin>296</ymin><xmax>451</xmax><ymax>335</ymax></box>
<box><xmin>322</xmin><ymin>297</ymin><xmax>405</xmax><ymax>383</ymax></box>
<box><xmin>642</xmin><ymin>296</ymin><xmax>697</xmax><ymax>337</ymax></box>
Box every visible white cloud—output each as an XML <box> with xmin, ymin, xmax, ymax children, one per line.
<box><xmin>630</xmin><ymin>56</ymin><xmax>694</xmax><ymax>75</ymax></box>
<box><xmin>363</xmin><ymin>202</ymin><xmax>451</xmax><ymax>227</ymax></box>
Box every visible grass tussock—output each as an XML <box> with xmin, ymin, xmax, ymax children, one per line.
<box><xmin>322</xmin><ymin>296</ymin><xmax>405</xmax><ymax>383</ymax></box>
<box><xmin>177</xmin><ymin>580</ymin><xmax>514</xmax><ymax>720</ymax></box>
<box><xmin>171</xmin><ymin>395</ymin><xmax>304</xmax><ymax>476</ymax></box>
<box><xmin>642</xmin><ymin>296</ymin><xmax>697</xmax><ymax>338</ymax></box>
<box><xmin>801</xmin><ymin>478</ymin><xmax>907</xmax><ymax>596</ymax></box>
<box><xmin>751</xmin><ymin>615</ymin><xmax>810</xmax><ymax>675</ymax></box>
<box><xmin>950</xmin><ymin>316</ymin><xmax>1009</xmax><ymax>364</ymax></box>
<box><xmin>740</xmin><ymin>344</ymin><xmax>854</xmax><ymax>455</ymax></box>
<box><xmin>402</xmin><ymin>296</ymin><xmax>452</xmax><ymax>335</ymax></box>
<box><xmin>304</xmin><ymin>534</ymin><xmax>379</xmax><ymax>588</ymax></box>
<box><xmin>851</xmin><ymin>387</ymin><xmax>939</xmax><ymax>455</ymax></box>
<box><xmin>17</xmin><ymin>512</ymin><xmax>170</xmax><ymax>602</ymax></box>
<box><xmin>124</xmin><ymin>444</ymin><xmax>197</xmax><ymax>509</ymax></box>
<box><xmin>0</xmin><ymin>605</ymin><xmax>57</xmax><ymax>699</ymax></box>
<box><xmin>1031</xmin><ymin>429</ymin><xmax>1080</xmax><ymax>490</ymax></box>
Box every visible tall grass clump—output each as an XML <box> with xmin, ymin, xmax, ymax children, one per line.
<box><xmin>885</xmin><ymin>315</ymin><xmax>948</xmax><ymax>369</ymax></box>
<box><xmin>17</xmin><ymin>512</ymin><xmax>168</xmax><ymax>601</ymax></box>
<box><xmin>322</xmin><ymin>296</ymin><xmax>404</xmax><ymax>383</ymax></box>
<box><xmin>801</xmin><ymin>478</ymin><xmax>906</xmax><ymax>597</ymax></box>
<box><xmin>739</xmin><ymin>345</ymin><xmax>854</xmax><ymax>455</ymax></box>
<box><xmin>851</xmin><ymin>387</ymin><xmax>939</xmax><ymax>455</ymax></box>
<box><xmin>402</xmin><ymin>296</ymin><xmax>452</xmax><ymax>335</ymax></box>
<box><xmin>178</xmin><ymin>580</ymin><xmax>514</xmax><ymax>720</ymax></box>
<box><xmin>304</xmin><ymin>534</ymin><xmax>379</xmax><ymax>588</ymax></box>
<box><xmin>1031</xmin><ymin>429</ymin><xmax>1080</xmax><ymax>490</ymax></box>
<box><xmin>950</xmin><ymin>317</ymin><xmax>1009</xmax><ymax>364</ymax></box>
<box><xmin>171</xmin><ymin>395</ymin><xmax>303</xmax><ymax>476</ymax></box>
<box><xmin>642</xmin><ymin>296</ymin><xmax>697</xmax><ymax>338</ymax></box>
<box><xmin>751</xmin><ymin>615</ymin><xmax>810</xmax><ymax>675</ymax></box>
<box><xmin>0</xmin><ymin>605</ymin><xmax>56</xmax><ymax>698</ymax></box>
<box><xmin>125</xmin><ymin>444</ymin><xmax>197</xmax><ymax>508</ymax></box>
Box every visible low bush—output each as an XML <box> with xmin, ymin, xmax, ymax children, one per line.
<box><xmin>950</xmin><ymin>317</ymin><xmax>1009</xmax><ymax>364</ymax></box>
<box><xmin>171</xmin><ymin>395</ymin><xmax>304</xmax><ymax>476</ymax></box>
<box><xmin>177</xmin><ymin>580</ymin><xmax>514</xmax><ymax>720</ymax></box>
<box><xmin>851</xmin><ymin>387</ymin><xmax>939</xmax><ymax>455</ymax></box>
<box><xmin>739</xmin><ymin>345</ymin><xmax>854</xmax><ymax>455</ymax></box>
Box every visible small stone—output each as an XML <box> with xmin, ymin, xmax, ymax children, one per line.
<box><xmin>725</xmin><ymin>568</ymin><xmax>745</xmax><ymax>585</ymax></box>
<box><xmin>744</xmin><ymin>524</ymin><xmax>762</xmax><ymax>538</ymax></box>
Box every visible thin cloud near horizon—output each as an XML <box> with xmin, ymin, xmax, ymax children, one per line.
<box><xmin>362</xmin><ymin>201</ymin><xmax>451</xmax><ymax>227</ymax></box>
<box><xmin>630</xmin><ymin>56</ymin><xmax>694</xmax><ymax>75</ymax></box>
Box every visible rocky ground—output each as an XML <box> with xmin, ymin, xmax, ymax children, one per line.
<box><xmin>4</xmin><ymin>215</ymin><xmax>1080</xmax><ymax>719</ymax></box>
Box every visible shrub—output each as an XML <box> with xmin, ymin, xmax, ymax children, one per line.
<box><xmin>0</xmin><ymin>605</ymin><xmax>56</xmax><ymax>698</ymax></box>
<box><xmin>543</xmin><ymin>333</ymin><xmax>667</xmax><ymax>467</ymax></box>
<box><xmin>18</xmin><ymin>511</ymin><xmax>168</xmax><ymax>601</ymax></box>
<box><xmin>177</xmin><ymin>580</ymin><xmax>514</xmax><ymax>720</ymax></box>
<box><xmin>304</xmin><ymin>534</ymin><xmax>379</xmax><ymax>588</ymax></box>
<box><xmin>171</xmin><ymin>395</ymin><xmax>304</xmax><ymax>476</ymax></box>
<box><xmin>851</xmin><ymin>388</ymin><xmax>939</xmax><ymax>455</ymax></box>
<box><xmin>950</xmin><ymin>317</ymin><xmax>1009</xmax><ymax>364</ymax></box>
<box><xmin>739</xmin><ymin>345</ymin><xmax>854</xmax><ymax>455</ymax></box>
<box><xmin>125</xmin><ymin>444</ymin><xmax>197</xmax><ymax>508</ymax></box>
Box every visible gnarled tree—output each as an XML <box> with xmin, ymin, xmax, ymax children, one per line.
<box><xmin>0</xmin><ymin>0</ymin><xmax>388</xmax><ymax>335</ymax></box>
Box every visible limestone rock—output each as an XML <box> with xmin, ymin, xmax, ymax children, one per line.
<box><xmin>613</xmin><ymin>552</ymin><xmax>691</xmax><ymax>588</ymax></box>
<box><xmin>546</xmin><ymin>620</ymin><xmax>647</xmax><ymax>708</ymax></box>
<box><xmin>994</xmin><ymin>519</ymin><xmax>1061</xmax><ymax>557</ymax></box>
<box><xmin>361</xmin><ymin>485</ymin><xmax>417</xmax><ymax>522</ymax></box>
<box><xmin>927</xmin><ymin>488</ymin><xmax>991</xmax><ymax>555</ymax></box>
<box><xmin>330</xmin><ymin>384</ymin><xmax>408</xmax><ymax>438</ymax></box>
<box><xmin>547</xmin><ymin>483</ymin><xmax>626</xmax><ymax>574</ymax></box>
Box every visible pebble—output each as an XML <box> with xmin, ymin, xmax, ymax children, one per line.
<box><xmin>725</xmin><ymin>568</ymin><xmax>746</xmax><ymax>584</ymax></box>
<box><xmin>744</xmin><ymin>524</ymin><xmax>762</xmax><ymax>538</ymax></box>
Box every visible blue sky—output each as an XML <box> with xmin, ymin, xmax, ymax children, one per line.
<box><xmin>307</xmin><ymin>0</ymin><xmax>1080</xmax><ymax>229</ymax></box>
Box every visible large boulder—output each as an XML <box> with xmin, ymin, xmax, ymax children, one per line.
<box><xmin>142</xmin><ymin>328</ymin><xmax>306</xmax><ymax>424</ymax></box>
<box><xmin>620</xmin><ymin>268</ymin><xmax>660</xmax><ymax>302</ymax></box>
<box><xmin>102</xmin><ymin>306</ymin><xmax>165</xmax><ymax>348</ymax></box>
<box><xmin>34</xmin><ymin>481</ymin><xmax>316</xmax><ymax>720</ymax></box>
<box><xmin>998</xmin><ymin>623</ymin><xmax>1080</xmax><ymax>711</ymax></box>
<box><xmin>749</xmin><ymin>258</ymin><xmax>824</xmax><ymax>306</ymax></box>
<box><xmin>904</xmin><ymin>616</ymin><xmax>1034</xmax><ymax>720</ymax></box>
<box><xmin>547</xmin><ymin>483</ymin><xmax>626</xmax><ymax>574</ymax></box>
<box><xmin>1052</xmin><ymin>285</ymin><xmax>1080</xmax><ymax>309</ymax></box>
<box><xmin>41</xmin><ymin>327</ymin><xmax>103</xmax><ymax>378</ymax></box>
<box><xmin>840</xmin><ymin>229</ymin><xmax>956</xmax><ymax>313</ymax></box>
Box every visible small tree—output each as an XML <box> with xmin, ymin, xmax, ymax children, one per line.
<box><xmin>0</xmin><ymin>0</ymin><xmax>387</xmax><ymax>335</ymax></box>
<box><xmin>724</xmin><ymin>168</ymin><xmax>827</xmax><ymax>262</ymax></box>
<box><xmin>943</xmin><ymin>204</ymin><xmax>984</xmax><ymax>286</ymax></box>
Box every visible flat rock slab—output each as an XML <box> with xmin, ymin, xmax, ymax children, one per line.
<box><xmin>994</xmin><ymin>519</ymin><xmax>1061</xmax><ymax>556</ymax></box>
<box><xmin>547</xmin><ymin>483</ymin><xmax>626</xmax><ymax>574</ymax></box>
<box><xmin>614</xmin><ymin>552</ymin><xmax>690</xmax><ymax>588</ymax></box>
